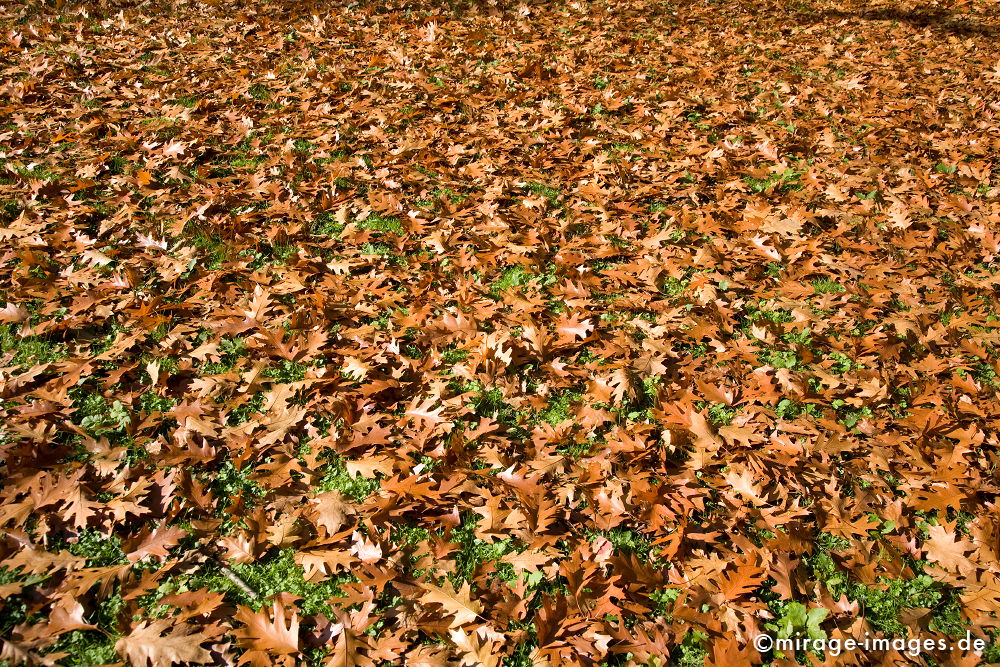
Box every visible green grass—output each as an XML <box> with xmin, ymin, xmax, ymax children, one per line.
<box><xmin>392</xmin><ymin>523</ymin><xmax>433</xmax><ymax>576</ymax></box>
<box><xmin>964</xmin><ymin>358</ymin><xmax>999</xmax><ymax>387</ymax></box>
<box><xmin>588</xmin><ymin>528</ymin><xmax>653</xmax><ymax>560</ymax></box>
<box><xmin>248</xmin><ymin>83</ymin><xmax>270</xmax><ymax>100</ymax></box>
<box><xmin>223</xmin><ymin>391</ymin><xmax>266</xmax><ymax>426</ymax></box>
<box><xmin>441</xmin><ymin>346</ymin><xmax>469</xmax><ymax>365</ymax></box>
<box><xmin>357</xmin><ymin>214</ymin><xmax>403</xmax><ymax>234</ymax></box>
<box><xmin>0</xmin><ymin>199</ymin><xmax>21</xmax><ymax>223</ymax></box>
<box><xmin>449</xmin><ymin>514</ymin><xmax>519</xmax><ymax>586</ymax></box>
<box><xmin>490</xmin><ymin>265</ymin><xmax>535</xmax><ymax>297</ymax></box>
<box><xmin>360</xmin><ymin>242</ymin><xmax>404</xmax><ymax>263</ymax></box>
<box><xmin>70</xmin><ymin>389</ymin><xmax>132</xmax><ymax>439</ymax></box>
<box><xmin>0</xmin><ymin>323</ymin><xmax>67</xmax><ymax>368</ymax></box>
<box><xmin>811</xmin><ymin>278</ymin><xmax>846</xmax><ymax>294</ymax></box>
<box><xmin>46</xmin><ymin>630</ymin><xmax>119</xmax><ymax>666</ymax></box>
<box><xmin>213</xmin><ymin>549</ymin><xmax>354</xmax><ymax>613</ymax></box>
<box><xmin>471</xmin><ymin>387</ymin><xmax>518</xmax><ymax>423</ymax></box>
<box><xmin>108</xmin><ymin>154</ymin><xmax>129</xmax><ymax>175</ymax></box>
<box><xmin>757</xmin><ymin>347</ymin><xmax>801</xmax><ymax>370</ymax></box>
<box><xmin>672</xmin><ymin>630</ymin><xmax>710</xmax><ymax>667</ymax></box>
<box><xmin>201</xmin><ymin>335</ymin><xmax>248</xmax><ymax>374</ymax></box>
<box><xmin>80</xmin><ymin>399</ymin><xmax>130</xmax><ymax>435</ymax></box>
<box><xmin>774</xmin><ymin>398</ymin><xmax>822</xmax><ymax>421</ymax></box>
<box><xmin>696</xmin><ymin>401</ymin><xmax>740</xmax><ymax>426</ymax></box>
<box><xmin>805</xmin><ymin>535</ymin><xmax>967</xmax><ymax>639</ymax></box>
<box><xmin>263</xmin><ymin>359</ymin><xmax>310</xmax><ymax>383</ymax></box>
<box><xmin>660</xmin><ymin>276</ymin><xmax>687</xmax><ymax>296</ymax></box>
<box><xmin>489</xmin><ymin>265</ymin><xmax>557</xmax><ymax>299</ymax></box>
<box><xmin>35</xmin><ymin>531</ymin><xmax>129</xmax><ymax>663</ymax></box>
<box><xmin>188</xmin><ymin>229</ymin><xmax>227</xmax><ymax>271</ymax></box>
<box><xmin>2</xmin><ymin>160</ymin><xmax>59</xmax><ymax>182</ymax></box>
<box><xmin>831</xmin><ymin>399</ymin><xmax>873</xmax><ymax>430</ymax></box>
<box><xmin>828</xmin><ymin>351</ymin><xmax>864</xmax><ymax>374</ymax></box>
<box><xmin>741</xmin><ymin>302</ymin><xmax>795</xmax><ymax>329</ymax></box>
<box><xmin>230</xmin><ymin>155</ymin><xmax>267</xmax><ymax>168</ymax></box>
<box><xmin>523</xmin><ymin>182</ymin><xmax>562</xmax><ymax>206</ymax></box>
<box><xmin>293</xmin><ymin>139</ymin><xmax>315</xmax><ymax>154</ymax></box>
<box><xmin>136</xmin><ymin>390</ymin><xmax>176</xmax><ymax>415</ymax></box>
<box><xmin>316</xmin><ymin>452</ymin><xmax>382</xmax><ymax>502</ymax></box>
<box><xmin>311</xmin><ymin>212</ymin><xmax>346</xmax><ymax>237</ymax></box>
<box><xmin>743</xmin><ymin>167</ymin><xmax>803</xmax><ymax>194</ymax></box>
<box><xmin>209</xmin><ymin>459</ymin><xmax>266</xmax><ymax>509</ymax></box>
<box><xmin>136</xmin><ymin>548</ymin><xmax>358</xmax><ymax>619</ymax></box>
<box><xmin>539</xmin><ymin>390</ymin><xmax>582</xmax><ymax>425</ymax></box>
<box><xmin>62</xmin><ymin>528</ymin><xmax>128</xmax><ymax>567</ymax></box>
<box><xmin>243</xmin><ymin>242</ymin><xmax>297</xmax><ymax>269</ymax></box>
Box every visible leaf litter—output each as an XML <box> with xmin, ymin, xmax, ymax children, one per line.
<box><xmin>1</xmin><ymin>0</ymin><xmax>1000</xmax><ymax>664</ymax></box>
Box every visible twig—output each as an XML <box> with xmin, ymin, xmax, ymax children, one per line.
<box><xmin>219</xmin><ymin>563</ymin><xmax>259</xmax><ymax>601</ymax></box>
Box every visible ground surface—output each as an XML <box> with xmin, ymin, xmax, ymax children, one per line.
<box><xmin>1</xmin><ymin>0</ymin><xmax>1000</xmax><ymax>665</ymax></box>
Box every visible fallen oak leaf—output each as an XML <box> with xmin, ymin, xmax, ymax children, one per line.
<box><xmin>418</xmin><ymin>579</ymin><xmax>483</xmax><ymax>627</ymax></box>
<box><xmin>114</xmin><ymin>619</ymin><xmax>212</xmax><ymax>667</ymax></box>
<box><xmin>324</xmin><ymin>622</ymin><xmax>364</xmax><ymax>667</ymax></box>
<box><xmin>308</xmin><ymin>490</ymin><xmax>356</xmax><ymax>536</ymax></box>
<box><xmin>592</xmin><ymin>536</ymin><xmax>614</xmax><ymax>564</ymax></box>
<box><xmin>156</xmin><ymin>590</ymin><xmax>226</xmax><ymax>621</ymax></box>
<box><xmin>686</xmin><ymin>410</ymin><xmax>724</xmax><ymax>470</ymax></box>
<box><xmin>404</xmin><ymin>395</ymin><xmax>446</xmax><ymax>428</ymax></box>
<box><xmin>923</xmin><ymin>524</ymin><xmax>975</xmax><ymax>576</ymax></box>
<box><xmin>449</xmin><ymin>627</ymin><xmax>501</xmax><ymax>667</ymax></box>
<box><xmin>555</xmin><ymin>312</ymin><xmax>594</xmax><ymax>342</ymax></box>
<box><xmin>255</xmin><ymin>407</ymin><xmax>307</xmax><ymax>448</ymax></box>
<box><xmin>324</xmin><ymin>603</ymin><xmax>376</xmax><ymax>667</ymax></box>
<box><xmin>760</xmin><ymin>215</ymin><xmax>803</xmax><ymax>236</ymax></box>
<box><xmin>136</xmin><ymin>232</ymin><xmax>167</xmax><ymax>250</ymax></box>
<box><xmin>0</xmin><ymin>638</ymin><xmax>59</xmax><ymax>667</ymax></box>
<box><xmin>14</xmin><ymin>599</ymin><xmax>95</xmax><ymax>643</ymax></box>
<box><xmin>80</xmin><ymin>248</ymin><xmax>114</xmax><ymax>267</ymax></box>
<box><xmin>233</xmin><ymin>600</ymin><xmax>300</xmax><ymax>657</ymax></box>
<box><xmin>341</xmin><ymin>356</ymin><xmax>370</xmax><ymax>380</ymax></box>
<box><xmin>749</xmin><ymin>234</ymin><xmax>781</xmax><ymax>260</ymax></box>
<box><xmin>125</xmin><ymin>523</ymin><xmax>188</xmax><ymax>563</ymax></box>
<box><xmin>349</xmin><ymin>530</ymin><xmax>383</xmax><ymax>563</ymax></box>
<box><xmin>723</xmin><ymin>467</ymin><xmax>767</xmax><ymax>506</ymax></box>
<box><xmin>161</xmin><ymin>139</ymin><xmax>186</xmax><ymax>158</ymax></box>
<box><xmin>0</xmin><ymin>303</ymin><xmax>28</xmax><ymax>322</ymax></box>
<box><xmin>501</xmin><ymin>549</ymin><xmax>554</xmax><ymax>576</ymax></box>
